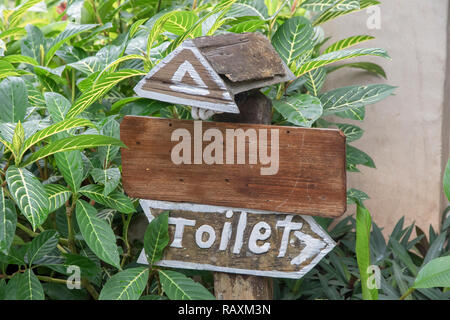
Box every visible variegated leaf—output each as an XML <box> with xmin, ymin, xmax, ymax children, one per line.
<box><xmin>19</xmin><ymin>118</ymin><xmax>95</xmax><ymax>162</ymax></box>
<box><xmin>303</xmin><ymin>67</ymin><xmax>326</xmax><ymax>96</ymax></box>
<box><xmin>297</xmin><ymin>48</ymin><xmax>389</xmax><ymax>77</ymax></box>
<box><xmin>336</xmin><ymin>123</ymin><xmax>364</xmax><ymax>142</ymax></box>
<box><xmin>45</xmin><ymin>24</ymin><xmax>98</xmax><ymax>65</ymax></box>
<box><xmin>0</xmin><ymin>188</ymin><xmax>17</xmax><ymax>255</ymax></box>
<box><xmin>90</xmin><ymin>168</ymin><xmax>121</xmax><ymax>196</ymax></box>
<box><xmin>79</xmin><ymin>184</ymin><xmax>135</xmax><ymax>214</ymax></box>
<box><xmin>301</xmin><ymin>0</ymin><xmax>359</xmax><ymax>12</ymax></box>
<box><xmin>323</xmin><ymin>35</ymin><xmax>375</xmax><ymax>54</ymax></box>
<box><xmin>21</xmin><ymin>134</ymin><xmax>125</xmax><ymax>167</ymax></box>
<box><xmin>66</xmin><ymin>69</ymin><xmax>146</xmax><ymax>119</ymax></box>
<box><xmin>76</xmin><ymin>199</ymin><xmax>120</xmax><ymax>269</ymax></box>
<box><xmin>16</xmin><ymin>269</ymin><xmax>44</xmax><ymax>300</ymax></box>
<box><xmin>314</xmin><ymin>0</ymin><xmax>379</xmax><ymax>26</ymax></box>
<box><xmin>6</xmin><ymin>166</ymin><xmax>49</xmax><ymax>231</ymax></box>
<box><xmin>44</xmin><ymin>184</ymin><xmax>71</xmax><ymax>213</ymax></box>
<box><xmin>272</xmin><ymin>16</ymin><xmax>314</xmax><ymax>66</ymax></box>
<box><xmin>320</xmin><ymin>84</ymin><xmax>396</xmax><ymax>115</ymax></box>
<box><xmin>99</xmin><ymin>267</ymin><xmax>149</xmax><ymax>300</ymax></box>
<box><xmin>273</xmin><ymin>94</ymin><xmax>323</xmax><ymax>127</ymax></box>
<box><xmin>44</xmin><ymin>92</ymin><xmax>71</xmax><ymax>123</ymax></box>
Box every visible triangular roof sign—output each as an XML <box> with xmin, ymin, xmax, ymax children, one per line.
<box><xmin>134</xmin><ymin>39</ymin><xmax>239</xmax><ymax>113</ymax></box>
<box><xmin>134</xmin><ymin>33</ymin><xmax>295</xmax><ymax>114</ymax></box>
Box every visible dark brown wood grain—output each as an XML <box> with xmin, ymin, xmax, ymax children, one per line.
<box><xmin>193</xmin><ymin>32</ymin><xmax>286</xmax><ymax>82</ymax></box>
<box><xmin>144</xmin><ymin>208</ymin><xmax>334</xmax><ymax>277</ymax></box>
<box><xmin>121</xmin><ymin>116</ymin><xmax>347</xmax><ymax>217</ymax></box>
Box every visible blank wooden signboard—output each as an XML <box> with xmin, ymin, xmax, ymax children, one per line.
<box><xmin>121</xmin><ymin>116</ymin><xmax>346</xmax><ymax>218</ymax></box>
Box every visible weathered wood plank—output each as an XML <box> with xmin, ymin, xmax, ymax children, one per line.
<box><xmin>121</xmin><ymin>116</ymin><xmax>347</xmax><ymax>217</ymax></box>
<box><xmin>137</xmin><ymin>200</ymin><xmax>336</xmax><ymax>279</ymax></box>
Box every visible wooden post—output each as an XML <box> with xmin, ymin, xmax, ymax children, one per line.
<box><xmin>213</xmin><ymin>90</ymin><xmax>273</xmax><ymax>300</ymax></box>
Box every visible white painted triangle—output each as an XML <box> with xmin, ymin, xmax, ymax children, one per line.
<box><xmin>169</xmin><ymin>60</ymin><xmax>210</xmax><ymax>96</ymax></box>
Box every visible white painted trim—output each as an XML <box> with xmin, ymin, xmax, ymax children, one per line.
<box><xmin>137</xmin><ymin>199</ymin><xmax>336</xmax><ymax>279</ymax></box>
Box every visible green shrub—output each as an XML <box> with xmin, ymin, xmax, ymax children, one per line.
<box><xmin>3</xmin><ymin>0</ymin><xmax>438</xmax><ymax>301</ymax></box>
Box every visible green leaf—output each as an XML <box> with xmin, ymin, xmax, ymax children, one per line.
<box><xmin>79</xmin><ymin>185</ymin><xmax>135</xmax><ymax>214</ymax></box>
<box><xmin>12</xmin><ymin>121</ymin><xmax>25</xmax><ymax>160</ymax></box>
<box><xmin>64</xmin><ymin>253</ymin><xmax>101</xmax><ymax>278</ymax></box>
<box><xmin>158</xmin><ymin>270</ymin><xmax>215</xmax><ymax>300</ymax></box>
<box><xmin>163</xmin><ymin>11</ymin><xmax>199</xmax><ymax>36</ymax></box>
<box><xmin>273</xmin><ymin>93</ymin><xmax>323</xmax><ymax>127</ymax></box>
<box><xmin>98</xmin><ymin>117</ymin><xmax>120</xmax><ymax>168</ymax></box>
<box><xmin>227</xmin><ymin>0</ymin><xmax>268</xmax><ymax>19</ymax></box>
<box><xmin>444</xmin><ymin>159</ymin><xmax>450</xmax><ymax>202</ymax></box>
<box><xmin>390</xmin><ymin>239</ymin><xmax>418</xmax><ymax>276</ymax></box>
<box><xmin>303</xmin><ymin>67</ymin><xmax>326</xmax><ymax>96</ymax></box>
<box><xmin>0</xmin><ymin>188</ymin><xmax>17</xmax><ymax>255</ymax></box>
<box><xmin>21</xmin><ymin>134</ymin><xmax>126</xmax><ymax>167</ymax></box>
<box><xmin>90</xmin><ymin>168</ymin><xmax>121</xmax><ymax>196</ymax></box>
<box><xmin>326</xmin><ymin>62</ymin><xmax>387</xmax><ymax>79</ymax></box>
<box><xmin>99</xmin><ymin>267</ymin><xmax>149</xmax><ymax>300</ymax></box>
<box><xmin>144</xmin><ymin>211</ymin><xmax>169</xmax><ymax>265</ymax></box>
<box><xmin>0</xmin><ymin>61</ymin><xmax>20</xmax><ymax>80</ymax></box>
<box><xmin>272</xmin><ymin>16</ymin><xmax>314</xmax><ymax>66</ymax></box>
<box><xmin>320</xmin><ymin>84</ymin><xmax>396</xmax><ymax>115</ymax></box>
<box><xmin>313</xmin><ymin>0</ymin><xmax>379</xmax><ymax>26</ymax></box>
<box><xmin>228</xmin><ymin>19</ymin><xmax>265</xmax><ymax>33</ymax></box>
<box><xmin>355</xmin><ymin>204</ymin><xmax>378</xmax><ymax>300</ymax></box>
<box><xmin>347</xmin><ymin>188</ymin><xmax>369</xmax><ymax>205</ymax></box>
<box><xmin>336</xmin><ymin>123</ymin><xmax>363</xmax><ymax>142</ymax></box>
<box><xmin>297</xmin><ymin>48</ymin><xmax>389</xmax><ymax>77</ymax></box>
<box><xmin>66</xmin><ymin>69</ymin><xmax>146</xmax><ymax>119</ymax></box>
<box><xmin>19</xmin><ymin>118</ymin><xmax>95</xmax><ymax>162</ymax></box>
<box><xmin>0</xmin><ymin>77</ymin><xmax>28</xmax><ymax>123</ymax></box>
<box><xmin>414</xmin><ymin>256</ymin><xmax>450</xmax><ymax>288</ymax></box>
<box><xmin>16</xmin><ymin>269</ymin><xmax>44</xmax><ymax>300</ymax></box>
<box><xmin>6</xmin><ymin>166</ymin><xmax>49</xmax><ymax>231</ymax></box>
<box><xmin>336</xmin><ymin>106</ymin><xmax>365</xmax><ymax>121</ymax></box>
<box><xmin>75</xmin><ymin>199</ymin><xmax>120</xmax><ymax>269</ymax></box>
<box><xmin>54</xmin><ymin>150</ymin><xmax>83</xmax><ymax>193</ymax></box>
<box><xmin>323</xmin><ymin>35</ymin><xmax>374</xmax><ymax>54</ymax></box>
<box><xmin>26</xmin><ymin>230</ymin><xmax>59</xmax><ymax>265</ymax></box>
<box><xmin>20</xmin><ymin>24</ymin><xmax>45</xmax><ymax>63</ymax></box>
<box><xmin>44</xmin><ymin>184</ymin><xmax>71</xmax><ymax>213</ymax></box>
<box><xmin>9</xmin><ymin>0</ymin><xmax>44</xmax><ymax>28</ymax></box>
<box><xmin>2</xmin><ymin>54</ymin><xmax>39</xmax><ymax>66</ymax></box>
<box><xmin>346</xmin><ymin>145</ymin><xmax>375</xmax><ymax>169</ymax></box>
<box><xmin>301</xmin><ymin>0</ymin><xmax>360</xmax><ymax>12</ymax></box>
<box><xmin>45</xmin><ymin>24</ymin><xmax>97</xmax><ymax>65</ymax></box>
<box><xmin>43</xmin><ymin>92</ymin><xmax>71</xmax><ymax>123</ymax></box>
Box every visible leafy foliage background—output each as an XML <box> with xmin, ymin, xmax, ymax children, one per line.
<box><xmin>0</xmin><ymin>0</ymin><xmax>447</xmax><ymax>300</ymax></box>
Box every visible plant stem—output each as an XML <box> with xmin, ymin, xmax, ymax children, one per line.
<box><xmin>66</xmin><ymin>196</ymin><xmax>78</xmax><ymax>253</ymax></box>
<box><xmin>16</xmin><ymin>222</ymin><xmax>39</xmax><ymax>237</ymax></box>
<box><xmin>399</xmin><ymin>287</ymin><xmax>415</xmax><ymax>300</ymax></box>
<box><xmin>192</xmin><ymin>0</ymin><xmax>198</xmax><ymax>10</ymax></box>
<box><xmin>120</xmin><ymin>212</ymin><xmax>133</xmax><ymax>268</ymax></box>
<box><xmin>38</xmin><ymin>275</ymin><xmax>78</xmax><ymax>285</ymax></box>
<box><xmin>82</xmin><ymin>279</ymin><xmax>100</xmax><ymax>300</ymax></box>
<box><xmin>16</xmin><ymin>221</ymin><xmax>69</xmax><ymax>246</ymax></box>
<box><xmin>156</xmin><ymin>0</ymin><xmax>162</xmax><ymax>12</ymax></box>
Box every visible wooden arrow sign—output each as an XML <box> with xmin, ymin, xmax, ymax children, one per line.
<box><xmin>137</xmin><ymin>200</ymin><xmax>335</xmax><ymax>279</ymax></box>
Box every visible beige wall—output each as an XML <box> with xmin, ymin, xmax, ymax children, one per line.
<box><xmin>321</xmin><ymin>1</ymin><xmax>450</xmax><ymax>233</ymax></box>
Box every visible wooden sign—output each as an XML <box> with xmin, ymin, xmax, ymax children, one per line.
<box><xmin>137</xmin><ymin>200</ymin><xmax>335</xmax><ymax>279</ymax></box>
<box><xmin>133</xmin><ymin>33</ymin><xmax>295</xmax><ymax>114</ymax></box>
<box><xmin>121</xmin><ymin>116</ymin><xmax>346</xmax><ymax>218</ymax></box>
